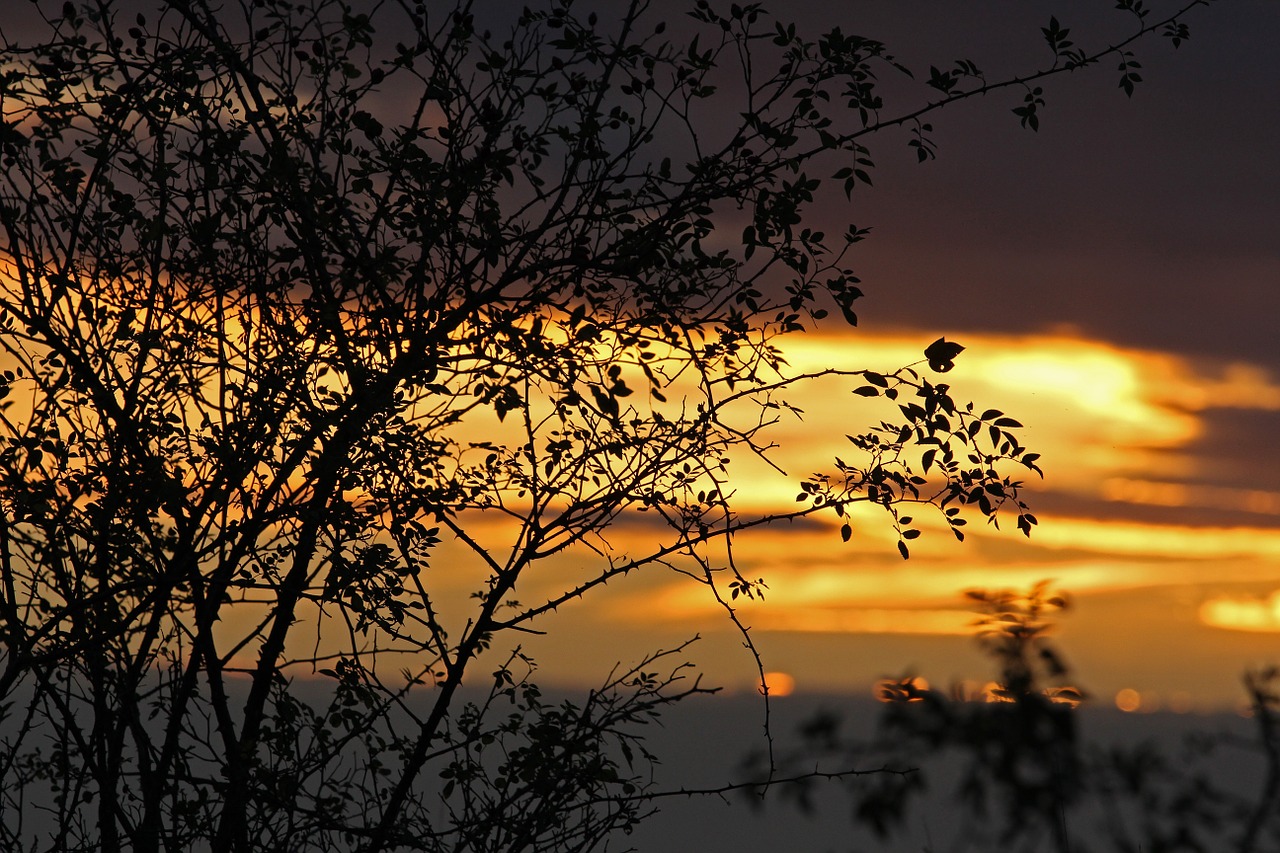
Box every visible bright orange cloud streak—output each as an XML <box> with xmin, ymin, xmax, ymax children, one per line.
<box><xmin>1031</xmin><ymin>516</ymin><xmax>1280</xmax><ymax>562</ymax></box>
<box><xmin>1200</xmin><ymin>592</ymin><xmax>1280</xmax><ymax>633</ymax></box>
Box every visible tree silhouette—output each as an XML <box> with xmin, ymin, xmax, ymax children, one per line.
<box><xmin>0</xmin><ymin>0</ymin><xmax>1206</xmax><ymax>850</ymax></box>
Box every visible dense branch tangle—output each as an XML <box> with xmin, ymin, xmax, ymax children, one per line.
<box><xmin>0</xmin><ymin>0</ymin><xmax>1201</xmax><ymax>850</ymax></box>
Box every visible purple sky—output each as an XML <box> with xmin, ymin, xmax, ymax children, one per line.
<box><xmin>826</xmin><ymin>0</ymin><xmax>1280</xmax><ymax>368</ymax></box>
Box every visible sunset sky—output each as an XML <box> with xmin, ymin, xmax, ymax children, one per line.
<box><xmin>508</xmin><ymin>0</ymin><xmax>1280</xmax><ymax>711</ymax></box>
<box><xmin>5</xmin><ymin>0</ymin><xmax>1279</xmax><ymax>714</ymax></box>
<box><xmin>10</xmin><ymin>5</ymin><xmax>1280</xmax><ymax>852</ymax></box>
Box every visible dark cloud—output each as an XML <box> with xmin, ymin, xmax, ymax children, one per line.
<box><xmin>795</xmin><ymin>1</ymin><xmax>1280</xmax><ymax>367</ymax></box>
<box><xmin>1179</xmin><ymin>407</ymin><xmax>1280</xmax><ymax>493</ymax></box>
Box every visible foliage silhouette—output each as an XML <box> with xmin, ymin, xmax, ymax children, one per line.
<box><xmin>0</xmin><ymin>0</ymin><xmax>1207</xmax><ymax>850</ymax></box>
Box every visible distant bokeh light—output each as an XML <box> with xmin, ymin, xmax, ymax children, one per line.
<box><xmin>758</xmin><ymin>671</ymin><xmax>795</xmax><ymax>697</ymax></box>
<box><xmin>1115</xmin><ymin>688</ymin><xmax>1142</xmax><ymax>712</ymax></box>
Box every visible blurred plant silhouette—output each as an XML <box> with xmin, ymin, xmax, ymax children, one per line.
<box><xmin>745</xmin><ymin>583</ymin><xmax>1082</xmax><ymax>849</ymax></box>
<box><xmin>746</xmin><ymin>583</ymin><xmax>1280</xmax><ymax>852</ymax></box>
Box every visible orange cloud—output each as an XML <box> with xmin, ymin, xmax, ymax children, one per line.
<box><xmin>1199</xmin><ymin>591</ymin><xmax>1280</xmax><ymax>633</ymax></box>
<box><xmin>1032</xmin><ymin>516</ymin><xmax>1280</xmax><ymax>563</ymax></box>
<box><xmin>1104</xmin><ymin>478</ymin><xmax>1280</xmax><ymax>515</ymax></box>
<box><xmin>750</xmin><ymin>608</ymin><xmax>973</xmax><ymax>635</ymax></box>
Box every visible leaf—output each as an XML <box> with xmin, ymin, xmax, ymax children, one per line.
<box><xmin>840</xmin><ymin>523</ymin><xmax>852</xmax><ymax>542</ymax></box>
<box><xmin>923</xmin><ymin>337</ymin><xmax>965</xmax><ymax>372</ymax></box>
<box><xmin>838</xmin><ymin>299</ymin><xmax>859</xmax><ymax>327</ymax></box>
